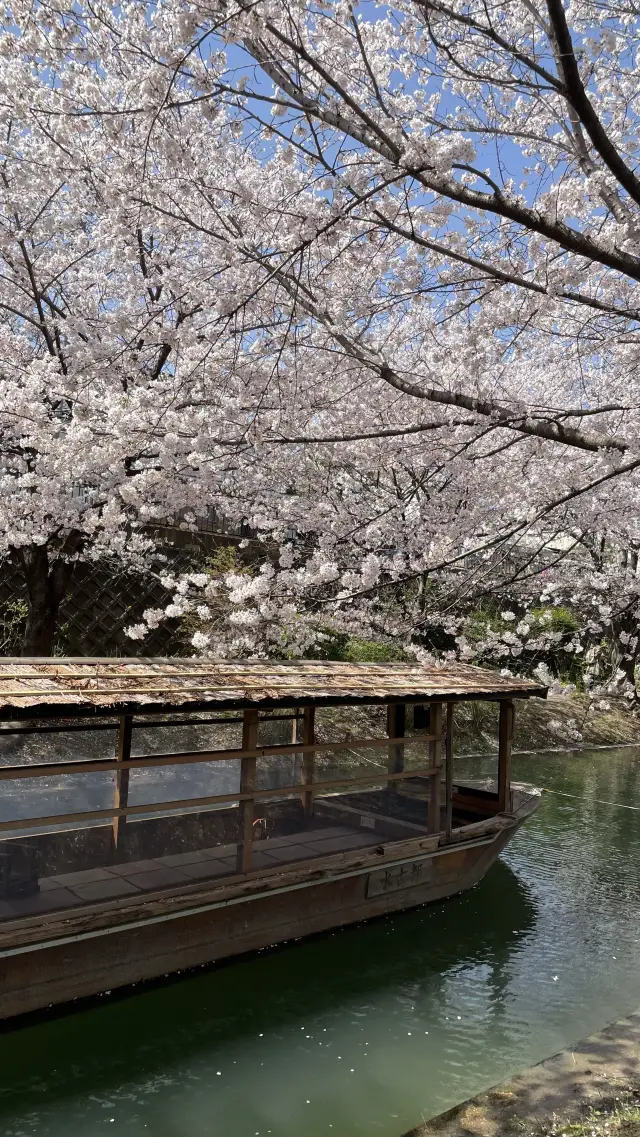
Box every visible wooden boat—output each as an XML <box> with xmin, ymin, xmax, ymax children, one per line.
<box><xmin>0</xmin><ymin>658</ymin><xmax>546</xmax><ymax>1021</ymax></box>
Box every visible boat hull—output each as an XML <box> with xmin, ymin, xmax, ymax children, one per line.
<box><xmin>0</xmin><ymin>790</ymin><xmax>539</xmax><ymax>1021</ymax></box>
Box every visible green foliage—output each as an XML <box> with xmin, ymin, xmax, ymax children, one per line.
<box><xmin>205</xmin><ymin>545</ymin><xmax>250</xmax><ymax>576</ymax></box>
<box><xmin>308</xmin><ymin>627</ymin><xmax>406</xmax><ymax>662</ymax></box>
<box><xmin>462</xmin><ymin>602</ymin><xmax>586</xmax><ymax>687</ymax></box>
<box><xmin>465</xmin><ymin>607</ymin><xmax>501</xmax><ymax>643</ymax></box>
<box><xmin>343</xmin><ymin>638</ymin><xmax>406</xmax><ymax>662</ymax></box>
<box><xmin>174</xmin><ymin>545</ymin><xmax>252</xmax><ymax>653</ymax></box>
<box><xmin>0</xmin><ymin>598</ymin><xmax>27</xmax><ymax>654</ymax></box>
<box><xmin>465</xmin><ymin>604</ymin><xmax>580</xmax><ymax>645</ymax></box>
<box><xmin>529</xmin><ymin>605</ymin><xmax>580</xmax><ymax>634</ymax></box>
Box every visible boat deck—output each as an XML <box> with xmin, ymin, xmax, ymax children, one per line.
<box><xmin>0</xmin><ymin>824</ymin><xmax>387</xmax><ymax>922</ymax></box>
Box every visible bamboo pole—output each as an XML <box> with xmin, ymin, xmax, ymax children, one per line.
<box><xmin>498</xmin><ymin>700</ymin><xmax>515</xmax><ymax>812</ymax></box>
<box><xmin>236</xmin><ymin>709</ymin><xmax>259</xmax><ymax>874</ymax></box>
<box><xmin>112</xmin><ymin>715</ymin><xmax>133</xmax><ymax>848</ymax></box>
<box><xmin>387</xmin><ymin>703</ymin><xmax>406</xmax><ymax>791</ymax></box>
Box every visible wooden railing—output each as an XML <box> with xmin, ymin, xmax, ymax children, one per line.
<box><xmin>0</xmin><ymin>712</ymin><xmax>446</xmax><ymax>868</ymax></box>
<box><xmin>0</xmin><ymin>699</ymin><xmax>515</xmax><ymax>870</ymax></box>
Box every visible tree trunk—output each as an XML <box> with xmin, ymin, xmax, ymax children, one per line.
<box><xmin>13</xmin><ymin>540</ymin><xmax>80</xmax><ymax>657</ymax></box>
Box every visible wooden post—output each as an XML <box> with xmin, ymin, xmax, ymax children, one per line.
<box><xmin>300</xmin><ymin>705</ymin><xmax>316</xmax><ymax>819</ymax></box>
<box><xmin>291</xmin><ymin>707</ymin><xmax>300</xmax><ymax>786</ymax></box>
<box><xmin>498</xmin><ymin>700</ymin><xmax>515</xmax><ymax>812</ymax></box>
<box><xmin>112</xmin><ymin>714</ymin><xmax>133</xmax><ymax>848</ymax></box>
<box><xmin>428</xmin><ymin>702</ymin><xmax>443</xmax><ymax>832</ymax></box>
<box><xmin>386</xmin><ymin>703</ymin><xmax>405</xmax><ymax>791</ymax></box>
<box><xmin>445</xmin><ymin>702</ymin><xmax>454</xmax><ymax>837</ymax></box>
<box><xmin>236</xmin><ymin>708</ymin><xmax>259</xmax><ymax>873</ymax></box>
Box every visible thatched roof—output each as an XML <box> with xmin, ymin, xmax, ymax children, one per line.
<box><xmin>0</xmin><ymin>658</ymin><xmax>547</xmax><ymax>719</ymax></box>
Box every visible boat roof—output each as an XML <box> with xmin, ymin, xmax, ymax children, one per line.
<box><xmin>0</xmin><ymin>658</ymin><xmax>547</xmax><ymax>719</ymax></box>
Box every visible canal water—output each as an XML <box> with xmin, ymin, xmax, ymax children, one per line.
<box><xmin>1</xmin><ymin>744</ymin><xmax>640</xmax><ymax>1137</ymax></box>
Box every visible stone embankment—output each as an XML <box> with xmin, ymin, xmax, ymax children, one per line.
<box><xmin>403</xmin><ymin>1011</ymin><xmax>640</xmax><ymax>1137</ymax></box>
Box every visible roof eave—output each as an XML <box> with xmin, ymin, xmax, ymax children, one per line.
<box><xmin>0</xmin><ymin>685</ymin><xmax>548</xmax><ymax>721</ymax></box>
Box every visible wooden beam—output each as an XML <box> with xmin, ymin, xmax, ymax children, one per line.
<box><xmin>498</xmin><ymin>700</ymin><xmax>515</xmax><ymax>812</ymax></box>
<box><xmin>445</xmin><ymin>702</ymin><xmax>454</xmax><ymax>837</ymax></box>
<box><xmin>0</xmin><ymin>731</ymin><xmax>441</xmax><ymax>782</ymax></box>
<box><xmin>301</xmin><ymin>706</ymin><xmax>316</xmax><ymax>819</ymax></box>
<box><xmin>0</xmin><ymin>764</ymin><xmax>442</xmax><ymax>834</ymax></box>
<box><xmin>112</xmin><ymin>715</ymin><xmax>133</xmax><ymax>848</ymax></box>
<box><xmin>236</xmin><ymin>709</ymin><xmax>259</xmax><ymax>874</ymax></box>
<box><xmin>290</xmin><ymin>706</ymin><xmax>299</xmax><ymax>784</ymax></box>
<box><xmin>387</xmin><ymin>703</ymin><xmax>406</xmax><ymax>791</ymax></box>
<box><xmin>428</xmin><ymin>703</ymin><xmax>443</xmax><ymax>832</ymax></box>
<box><xmin>0</xmin><ymin>713</ymin><xmax>302</xmax><ymax>737</ymax></box>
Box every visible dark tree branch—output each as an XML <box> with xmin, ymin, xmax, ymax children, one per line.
<box><xmin>545</xmin><ymin>0</ymin><xmax>640</xmax><ymax>209</ymax></box>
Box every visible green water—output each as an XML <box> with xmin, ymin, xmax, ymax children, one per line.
<box><xmin>1</xmin><ymin>745</ymin><xmax>640</xmax><ymax>1137</ymax></box>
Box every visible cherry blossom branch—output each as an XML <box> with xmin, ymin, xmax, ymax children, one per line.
<box><xmin>270</xmin><ymin>419</ymin><xmax>476</xmax><ymax>444</ymax></box>
<box><xmin>267</xmin><ymin>262</ymin><xmax>637</xmax><ymax>456</ymax></box>
<box><xmin>317</xmin><ymin>452</ymin><xmax>640</xmax><ymax>605</ymax></box>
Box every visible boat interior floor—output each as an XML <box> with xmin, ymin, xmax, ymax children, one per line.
<box><xmin>0</xmin><ymin>788</ymin><xmax>499</xmax><ymax>924</ymax></box>
<box><xmin>0</xmin><ymin>824</ymin><xmax>389</xmax><ymax>921</ymax></box>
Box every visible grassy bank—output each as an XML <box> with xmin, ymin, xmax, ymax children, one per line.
<box><xmin>542</xmin><ymin>1095</ymin><xmax>640</xmax><ymax>1136</ymax></box>
<box><xmin>455</xmin><ymin>692</ymin><xmax>640</xmax><ymax>754</ymax></box>
<box><xmin>313</xmin><ymin>692</ymin><xmax>640</xmax><ymax>755</ymax></box>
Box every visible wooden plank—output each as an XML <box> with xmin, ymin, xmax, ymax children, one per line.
<box><xmin>313</xmin><ymin>797</ymin><xmax>429</xmax><ymax>838</ymax></box>
<box><xmin>0</xmin><ymin>731</ymin><xmax>441</xmax><ymax>783</ymax></box>
<box><xmin>387</xmin><ymin>703</ymin><xmax>406</xmax><ymax>791</ymax></box>
<box><xmin>301</xmin><ymin>706</ymin><xmax>315</xmax><ymax>819</ymax></box>
<box><xmin>112</xmin><ymin>715</ymin><xmax>133</xmax><ymax>848</ymax></box>
<box><xmin>0</xmin><ymin>722</ymin><xmax>118</xmax><ymax>736</ymax></box>
<box><xmin>498</xmin><ymin>699</ymin><xmax>515</xmax><ymax>812</ymax></box>
<box><xmin>236</xmin><ymin>709</ymin><xmax>259</xmax><ymax>873</ymax></box>
<box><xmin>428</xmin><ymin>703</ymin><xmax>443</xmax><ymax>832</ymax></box>
<box><xmin>0</xmin><ymin>714</ymin><xmax>301</xmax><ymax>736</ymax></box>
<box><xmin>451</xmin><ymin>793</ymin><xmax>503</xmax><ymax>817</ymax></box>
<box><xmin>0</xmin><ymin>764</ymin><xmax>441</xmax><ymax>834</ymax></box>
<box><xmin>445</xmin><ymin>702</ymin><xmax>454</xmax><ymax>837</ymax></box>
<box><xmin>366</xmin><ymin>857</ymin><xmax>435</xmax><ymax>897</ymax></box>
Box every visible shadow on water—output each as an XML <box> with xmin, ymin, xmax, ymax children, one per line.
<box><xmin>0</xmin><ymin>859</ymin><xmax>535</xmax><ymax>1115</ymax></box>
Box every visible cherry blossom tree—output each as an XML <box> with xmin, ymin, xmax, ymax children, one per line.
<box><xmin>111</xmin><ymin>0</ymin><xmax>640</xmax><ymax>670</ymax></box>
<box><xmin>4</xmin><ymin>0</ymin><xmax>640</xmax><ymax>666</ymax></box>
<box><xmin>136</xmin><ymin>0</ymin><xmax>640</xmax><ymax>455</ymax></box>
